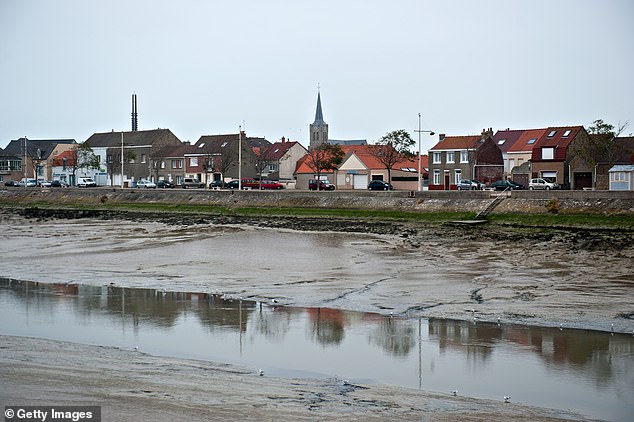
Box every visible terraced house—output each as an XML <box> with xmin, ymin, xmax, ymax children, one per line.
<box><xmin>428</xmin><ymin>129</ymin><xmax>503</xmax><ymax>190</ymax></box>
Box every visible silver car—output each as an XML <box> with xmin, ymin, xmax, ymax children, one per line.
<box><xmin>529</xmin><ymin>178</ymin><xmax>558</xmax><ymax>190</ymax></box>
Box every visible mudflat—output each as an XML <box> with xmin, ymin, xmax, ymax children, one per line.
<box><xmin>1</xmin><ymin>210</ymin><xmax>632</xmax><ymax>421</ymax></box>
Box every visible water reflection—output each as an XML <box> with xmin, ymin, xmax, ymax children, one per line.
<box><xmin>1</xmin><ymin>278</ymin><xmax>632</xmax><ymax>421</ymax></box>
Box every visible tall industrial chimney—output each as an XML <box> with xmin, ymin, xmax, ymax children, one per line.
<box><xmin>131</xmin><ymin>93</ymin><xmax>138</xmax><ymax>131</ymax></box>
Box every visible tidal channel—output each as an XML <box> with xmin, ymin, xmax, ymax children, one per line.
<box><xmin>1</xmin><ymin>279</ymin><xmax>632</xmax><ymax>421</ymax></box>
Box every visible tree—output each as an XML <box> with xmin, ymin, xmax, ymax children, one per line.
<box><xmin>570</xmin><ymin>119</ymin><xmax>630</xmax><ymax>171</ymax></box>
<box><xmin>368</xmin><ymin>129</ymin><xmax>415</xmax><ymax>184</ymax></box>
<box><xmin>304</xmin><ymin>143</ymin><xmax>345</xmax><ymax>183</ymax></box>
<box><xmin>69</xmin><ymin>143</ymin><xmax>100</xmax><ymax>184</ymax></box>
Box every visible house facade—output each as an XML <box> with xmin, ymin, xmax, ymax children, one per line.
<box><xmin>260</xmin><ymin>138</ymin><xmax>308</xmax><ymax>182</ymax></box>
<box><xmin>428</xmin><ymin>129</ymin><xmax>503</xmax><ymax>190</ymax></box>
<box><xmin>0</xmin><ymin>138</ymin><xmax>76</xmax><ymax>183</ymax></box>
<box><xmin>531</xmin><ymin>126</ymin><xmax>588</xmax><ymax>189</ymax></box>
<box><xmin>85</xmin><ymin>129</ymin><xmax>182</xmax><ymax>186</ymax></box>
<box><xmin>492</xmin><ymin>129</ymin><xmax>524</xmax><ymax>177</ymax></box>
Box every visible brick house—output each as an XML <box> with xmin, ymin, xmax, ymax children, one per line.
<box><xmin>428</xmin><ymin>129</ymin><xmax>503</xmax><ymax>190</ymax></box>
<box><xmin>85</xmin><ymin>129</ymin><xmax>183</xmax><ymax>186</ymax></box>
<box><xmin>530</xmin><ymin>126</ymin><xmax>589</xmax><ymax>189</ymax></box>
<box><xmin>0</xmin><ymin>138</ymin><xmax>76</xmax><ymax>184</ymax></box>
<box><xmin>259</xmin><ymin>138</ymin><xmax>308</xmax><ymax>182</ymax></box>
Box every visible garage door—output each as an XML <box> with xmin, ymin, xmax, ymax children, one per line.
<box><xmin>353</xmin><ymin>174</ymin><xmax>367</xmax><ymax>189</ymax></box>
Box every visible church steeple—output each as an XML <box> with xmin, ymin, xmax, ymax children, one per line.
<box><xmin>313</xmin><ymin>91</ymin><xmax>324</xmax><ymax>124</ymax></box>
<box><xmin>309</xmin><ymin>88</ymin><xmax>328</xmax><ymax>150</ymax></box>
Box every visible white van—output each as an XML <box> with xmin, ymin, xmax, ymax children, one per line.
<box><xmin>77</xmin><ymin>177</ymin><xmax>97</xmax><ymax>187</ymax></box>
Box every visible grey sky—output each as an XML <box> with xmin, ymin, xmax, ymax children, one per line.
<box><xmin>1</xmin><ymin>0</ymin><xmax>632</xmax><ymax>153</ymax></box>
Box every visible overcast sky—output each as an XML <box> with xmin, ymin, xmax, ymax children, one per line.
<box><xmin>1</xmin><ymin>0</ymin><xmax>632</xmax><ymax>153</ymax></box>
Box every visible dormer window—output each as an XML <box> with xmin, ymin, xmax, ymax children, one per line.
<box><xmin>542</xmin><ymin>147</ymin><xmax>555</xmax><ymax>160</ymax></box>
<box><xmin>562</xmin><ymin>130</ymin><xmax>571</xmax><ymax>137</ymax></box>
<box><xmin>548</xmin><ymin>130</ymin><xmax>557</xmax><ymax>138</ymax></box>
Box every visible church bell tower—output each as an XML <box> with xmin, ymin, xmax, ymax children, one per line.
<box><xmin>309</xmin><ymin>89</ymin><xmax>328</xmax><ymax>150</ymax></box>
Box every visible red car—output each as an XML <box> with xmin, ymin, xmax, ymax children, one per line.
<box><xmin>241</xmin><ymin>178</ymin><xmax>284</xmax><ymax>190</ymax></box>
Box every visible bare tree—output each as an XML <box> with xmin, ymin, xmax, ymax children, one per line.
<box><xmin>368</xmin><ymin>129</ymin><xmax>415</xmax><ymax>184</ymax></box>
<box><xmin>304</xmin><ymin>143</ymin><xmax>344</xmax><ymax>183</ymax></box>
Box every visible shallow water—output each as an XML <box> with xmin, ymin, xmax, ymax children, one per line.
<box><xmin>1</xmin><ymin>279</ymin><xmax>632</xmax><ymax>422</ymax></box>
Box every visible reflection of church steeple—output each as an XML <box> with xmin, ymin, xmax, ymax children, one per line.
<box><xmin>309</xmin><ymin>88</ymin><xmax>328</xmax><ymax>150</ymax></box>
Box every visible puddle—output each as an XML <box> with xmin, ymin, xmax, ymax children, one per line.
<box><xmin>1</xmin><ymin>278</ymin><xmax>632</xmax><ymax>422</ymax></box>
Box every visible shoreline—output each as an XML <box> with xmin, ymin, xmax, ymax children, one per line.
<box><xmin>0</xmin><ymin>335</ymin><xmax>593</xmax><ymax>422</ymax></box>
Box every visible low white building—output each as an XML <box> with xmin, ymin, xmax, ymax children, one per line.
<box><xmin>608</xmin><ymin>165</ymin><xmax>634</xmax><ymax>191</ymax></box>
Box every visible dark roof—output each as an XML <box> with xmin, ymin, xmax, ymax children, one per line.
<box><xmin>328</xmin><ymin>139</ymin><xmax>367</xmax><ymax>146</ymax></box>
<box><xmin>262</xmin><ymin>141</ymin><xmax>303</xmax><ymax>160</ymax></box>
<box><xmin>507</xmin><ymin>128</ymin><xmax>548</xmax><ymax>153</ymax></box>
<box><xmin>193</xmin><ymin>133</ymin><xmax>270</xmax><ymax>155</ymax></box>
<box><xmin>531</xmin><ymin>126</ymin><xmax>584</xmax><ymax>161</ymax></box>
<box><xmin>2</xmin><ymin>138</ymin><xmax>76</xmax><ymax>159</ymax></box>
<box><xmin>84</xmin><ymin>129</ymin><xmax>178</xmax><ymax>148</ymax></box>
<box><xmin>491</xmin><ymin>129</ymin><xmax>524</xmax><ymax>153</ymax></box>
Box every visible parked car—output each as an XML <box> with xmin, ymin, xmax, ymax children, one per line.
<box><xmin>490</xmin><ymin>180</ymin><xmax>524</xmax><ymax>191</ymax></box>
<box><xmin>308</xmin><ymin>179</ymin><xmax>336</xmax><ymax>191</ymax></box>
<box><xmin>225</xmin><ymin>180</ymin><xmax>239</xmax><ymax>189</ymax></box>
<box><xmin>156</xmin><ymin>180</ymin><xmax>174</xmax><ymax>188</ymax></box>
<box><xmin>50</xmin><ymin>180</ymin><xmax>69</xmax><ymax>188</ymax></box>
<box><xmin>19</xmin><ymin>178</ymin><xmax>37</xmax><ymax>187</ymax></box>
<box><xmin>368</xmin><ymin>180</ymin><xmax>393</xmax><ymax>191</ymax></box>
<box><xmin>77</xmin><ymin>177</ymin><xmax>97</xmax><ymax>187</ymax></box>
<box><xmin>241</xmin><ymin>178</ymin><xmax>284</xmax><ymax>190</ymax></box>
<box><xmin>529</xmin><ymin>178</ymin><xmax>558</xmax><ymax>190</ymax></box>
<box><xmin>181</xmin><ymin>178</ymin><xmax>205</xmax><ymax>189</ymax></box>
<box><xmin>4</xmin><ymin>180</ymin><xmax>19</xmax><ymax>187</ymax></box>
<box><xmin>209</xmin><ymin>180</ymin><xmax>224</xmax><ymax>189</ymax></box>
<box><xmin>136</xmin><ymin>179</ymin><xmax>157</xmax><ymax>189</ymax></box>
<box><xmin>456</xmin><ymin>179</ymin><xmax>483</xmax><ymax>190</ymax></box>
<box><xmin>37</xmin><ymin>180</ymin><xmax>52</xmax><ymax>187</ymax></box>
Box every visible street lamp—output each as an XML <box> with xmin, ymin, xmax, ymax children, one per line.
<box><xmin>415</xmin><ymin>113</ymin><xmax>435</xmax><ymax>191</ymax></box>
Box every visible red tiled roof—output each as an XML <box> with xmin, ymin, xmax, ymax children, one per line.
<box><xmin>429</xmin><ymin>135</ymin><xmax>481</xmax><ymax>151</ymax></box>
<box><xmin>531</xmin><ymin>126</ymin><xmax>584</xmax><ymax>161</ymax></box>
<box><xmin>507</xmin><ymin>128</ymin><xmax>548</xmax><ymax>153</ymax></box>
<box><xmin>492</xmin><ymin>130</ymin><xmax>525</xmax><ymax>153</ymax></box>
<box><xmin>51</xmin><ymin>150</ymin><xmax>76</xmax><ymax>166</ymax></box>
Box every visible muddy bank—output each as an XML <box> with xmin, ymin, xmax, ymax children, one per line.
<box><xmin>0</xmin><ymin>335</ymin><xmax>591</xmax><ymax>422</ymax></box>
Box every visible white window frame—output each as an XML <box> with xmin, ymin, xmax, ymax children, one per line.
<box><xmin>460</xmin><ymin>150</ymin><xmax>468</xmax><ymax>163</ymax></box>
<box><xmin>432</xmin><ymin>152</ymin><xmax>441</xmax><ymax>164</ymax></box>
<box><xmin>542</xmin><ymin>147</ymin><xmax>555</xmax><ymax>160</ymax></box>
<box><xmin>190</xmin><ymin>157</ymin><xmax>198</xmax><ymax>166</ymax></box>
<box><xmin>446</xmin><ymin>151</ymin><xmax>455</xmax><ymax>164</ymax></box>
<box><xmin>433</xmin><ymin>169</ymin><xmax>440</xmax><ymax>185</ymax></box>
<box><xmin>454</xmin><ymin>169</ymin><xmax>462</xmax><ymax>184</ymax></box>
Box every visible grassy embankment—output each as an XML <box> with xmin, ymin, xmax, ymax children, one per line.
<box><xmin>3</xmin><ymin>200</ymin><xmax>634</xmax><ymax>230</ymax></box>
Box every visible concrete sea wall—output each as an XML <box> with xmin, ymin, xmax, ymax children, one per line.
<box><xmin>1</xmin><ymin>188</ymin><xmax>633</xmax><ymax>215</ymax></box>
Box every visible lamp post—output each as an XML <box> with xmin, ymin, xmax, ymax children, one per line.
<box><xmin>414</xmin><ymin>113</ymin><xmax>435</xmax><ymax>191</ymax></box>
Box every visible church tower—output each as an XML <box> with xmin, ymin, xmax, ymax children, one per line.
<box><xmin>309</xmin><ymin>90</ymin><xmax>328</xmax><ymax>150</ymax></box>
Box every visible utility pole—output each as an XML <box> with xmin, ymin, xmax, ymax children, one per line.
<box><xmin>121</xmin><ymin>132</ymin><xmax>124</xmax><ymax>188</ymax></box>
<box><xmin>414</xmin><ymin>114</ymin><xmax>435</xmax><ymax>192</ymax></box>
<box><xmin>238</xmin><ymin>125</ymin><xmax>242</xmax><ymax>190</ymax></box>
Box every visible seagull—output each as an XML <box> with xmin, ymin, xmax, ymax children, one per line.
<box><xmin>134</xmin><ymin>346</ymin><xmax>139</xmax><ymax>351</ymax></box>
<box><xmin>271</xmin><ymin>299</ymin><xmax>278</xmax><ymax>305</ymax></box>
<box><xmin>258</xmin><ymin>369</ymin><xmax>264</xmax><ymax>376</ymax></box>
<box><xmin>451</xmin><ymin>390</ymin><xmax>458</xmax><ymax>396</ymax></box>
<box><xmin>504</xmin><ymin>396</ymin><xmax>511</xmax><ymax>403</ymax></box>
<box><xmin>389</xmin><ymin>311</ymin><xmax>393</xmax><ymax>318</ymax></box>
<box><xmin>497</xmin><ymin>317</ymin><xmax>501</xmax><ymax>325</ymax></box>
<box><xmin>559</xmin><ymin>323</ymin><xmax>563</xmax><ymax>331</ymax></box>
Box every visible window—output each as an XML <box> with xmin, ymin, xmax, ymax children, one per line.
<box><xmin>562</xmin><ymin>130</ymin><xmax>571</xmax><ymax>137</ymax></box>
<box><xmin>454</xmin><ymin>169</ymin><xmax>462</xmax><ymax>184</ymax></box>
<box><xmin>498</xmin><ymin>139</ymin><xmax>506</xmax><ymax>145</ymax></box>
<box><xmin>432</xmin><ymin>152</ymin><xmax>441</xmax><ymax>164</ymax></box>
<box><xmin>198</xmin><ymin>142</ymin><xmax>205</xmax><ymax>148</ymax></box>
<box><xmin>433</xmin><ymin>169</ymin><xmax>440</xmax><ymax>185</ymax></box>
<box><xmin>541</xmin><ymin>147</ymin><xmax>554</xmax><ymax>160</ymax></box>
<box><xmin>446</xmin><ymin>151</ymin><xmax>455</xmax><ymax>163</ymax></box>
<box><xmin>527</xmin><ymin>138</ymin><xmax>537</xmax><ymax>144</ymax></box>
<box><xmin>190</xmin><ymin>157</ymin><xmax>198</xmax><ymax>166</ymax></box>
<box><xmin>129</xmin><ymin>157</ymin><xmax>135</xmax><ymax>164</ymax></box>
<box><xmin>268</xmin><ymin>164</ymin><xmax>277</xmax><ymax>172</ymax></box>
<box><xmin>460</xmin><ymin>150</ymin><xmax>468</xmax><ymax>163</ymax></box>
<box><xmin>548</xmin><ymin>130</ymin><xmax>557</xmax><ymax>138</ymax></box>
<box><xmin>141</xmin><ymin>154</ymin><xmax>146</xmax><ymax>163</ymax></box>
<box><xmin>171</xmin><ymin>159</ymin><xmax>183</xmax><ymax>169</ymax></box>
<box><xmin>160</xmin><ymin>161</ymin><xmax>165</xmax><ymax>169</ymax></box>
